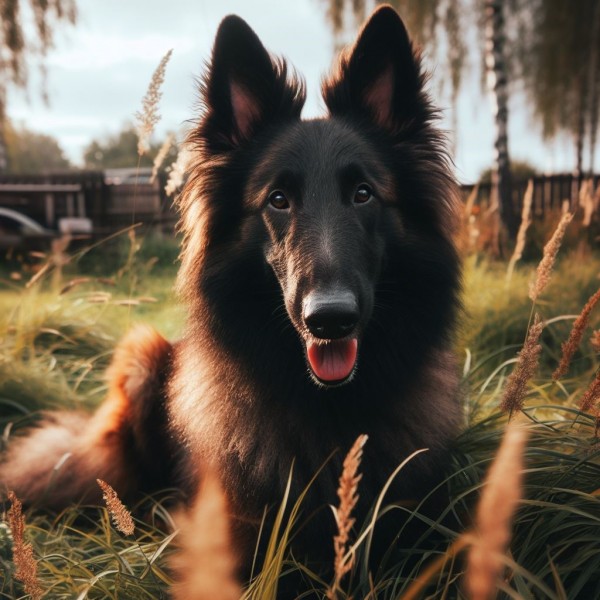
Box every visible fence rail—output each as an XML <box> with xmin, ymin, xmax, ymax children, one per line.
<box><xmin>463</xmin><ymin>173</ymin><xmax>600</xmax><ymax>217</ymax></box>
<box><xmin>0</xmin><ymin>171</ymin><xmax>597</xmax><ymax>236</ymax></box>
<box><xmin>0</xmin><ymin>171</ymin><xmax>176</xmax><ymax>234</ymax></box>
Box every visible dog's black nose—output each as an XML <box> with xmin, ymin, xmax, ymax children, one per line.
<box><xmin>303</xmin><ymin>291</ymin><xmax>359</xmax><ymax>339</ymax></box>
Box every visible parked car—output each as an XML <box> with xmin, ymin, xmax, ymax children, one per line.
<box><xmin>0</xmin><ymin>208</ymin><xmax>57</xmax><ymax>252</ymax></box>
<box><xmin>0</xmin><ymin>208</ymin><xmax>94</xmax><ymax>255</ymax></box>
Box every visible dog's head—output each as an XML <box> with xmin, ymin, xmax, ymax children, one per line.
<box><xmin>179</xmin><ymin>7</ymin><xmax>459</xmax><ymax>388</ymax></box>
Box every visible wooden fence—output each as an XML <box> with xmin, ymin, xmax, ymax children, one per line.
<box><xmin>0</xmin><ymin>171</ymin><xmax>177</xmax><ymax>235</ymax></box>
<box><xmin>0</xmin><ymin>171</ymin><xmax>597</xmax><ymax>237</ymax></box>
<box><xmin>463</xmin><ymin>173</ymin><xmax>600</xmax><ymax>217</ymax></box>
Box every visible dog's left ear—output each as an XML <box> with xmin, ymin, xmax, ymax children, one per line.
<box><xmin>323</xmin><ymin>6</ymin><xmax>426</xmax><ymax>132</ymax></box>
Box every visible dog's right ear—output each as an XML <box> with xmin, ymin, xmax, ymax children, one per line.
<box><xmin>199</xmin><ymin>16</ymin><xmax>305</xmax><ymax>151</ymax></box>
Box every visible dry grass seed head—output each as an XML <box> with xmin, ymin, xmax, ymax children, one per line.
<box><xmin>463</xmin><ymin>184</ymin><xmax>479</xmax><ymax>219</ymax></box>
<box><xmin>591</xmin><ymin>329</ymin><xmax>600</xmax><ymax>353</ymax></box>
<box><xmin>151</xmin><ymin>133</ymin><xmax>175</xmax><ymax>183</ymax></box>
<box><xmin>461</xmin><ymin>184</ymin><xmax>480</xmax><ymax>254</ymax></box>
<box><xmin>165</xmin><ymin>146</ymin><xmax>192</xmax><ymax>197</ymax></box>
<box><xmin>96</xmin><ymin>479</ymin><xmax>135</xmax><ymax>536</ymax></box>
<box><xmin>529</xmin><ymin>211</ymin><xmax>573</xmax><ymax>302</ymax></box>
<box><xmin>500</xmin><ymin>314</ymin><xmax>544</xmax><ymax>414</ymax></box>
<box><xmin>506</xmin><ymin>179</ymin><xmax>533</xmax><ymax>285</ymax></box>
<box><xmin>464</xmin><ymin>419</ymin><xmax>529</xmax><ymax>600</ymax></box>
<box><xmin>553</xmin><ymin>287</ymin><xmax>600</xmax><ymax>380</ymax></box>
<box><xmin>135</xmin><ymin>48</ymin><xmax>173</xmax><ymax>156</ymax></box>
<box><xmin>170</xmin><ymin>471</ymin><xmax>240</xmax><ymax>600</ymax></box>
<box><xmin>580</xmin><ymin>370</ymin><xmax>600</xmax><ymax>414</ymax></box>
<box><xmin>579</xmin><ymin>179</ymin><xmax>596</xmax><ymax>227</ymax></box>
<box><xmin>7</xmin><ymin>491</ymin><xmax>42</xmax><ymax>600</ymax></box>
<box><xmin>327</xmin><ymin>434</ymin><xmax>368</xmax><ymax>600</ymax></box>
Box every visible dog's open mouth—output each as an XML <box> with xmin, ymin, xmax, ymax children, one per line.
<box><xmin>306</xmin><ymin>338</ymin><xmax>358</xmax><ymax>384</ymax></box>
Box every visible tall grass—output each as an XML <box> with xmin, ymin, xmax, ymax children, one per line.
<box><xmin>0</xmin><ymin>232</ymin><xmax>183</xmax><ymax>439</ymax></box>
<box><xmin>1</xmin><ymin>236</ymin><xmax>600</xmax><ymax>599</ymax></box>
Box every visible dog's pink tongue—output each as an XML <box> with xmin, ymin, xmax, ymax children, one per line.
<box><xmin>307</xmin><ymin>339</ymin><xmax>358</xmax><ymax>382</ymax></box>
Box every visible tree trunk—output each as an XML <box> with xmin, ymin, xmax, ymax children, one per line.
<box><xmin>589</xmin><ymin>78</ymin><xmax>599</xmax><ymax>175</ymax></box>
<box><xmin>587</xmin><ymin>0</ymin><xmax>600</xmax><ymax>176</ymax></box>
<box><xmin>484</xmin><ymin>0</ymin><xmax>517</xmax><ymax>241</ymax></box>
<box><xmin>0</xmin><ymin>97</ymin><xmax>7</xmax><ymax>174</ymax></box>
<box><xmin>575</xmin><ymin>72</ymin><xmax>587</xmax><ymax>179</ymax></box>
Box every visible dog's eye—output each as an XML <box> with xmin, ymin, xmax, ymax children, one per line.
<box><xmin>354</xmin><ymin>184</ymin><xmax>373</xmax><ymax>204</ymax></box>
<box><xmin>268</xmin><ymin>190</ymin><xmax>290</xmax><ymax>210</ymax></box>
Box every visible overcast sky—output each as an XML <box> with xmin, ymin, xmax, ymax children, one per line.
<box><xmin>7</xmin><ymin>0</ymin><xmax>590</xmax><ymax>184</ymax></box>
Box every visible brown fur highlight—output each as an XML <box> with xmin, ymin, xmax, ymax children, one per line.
<box><xmin>0</xmin><ymin>325</ymin><xmax>172</xmax><ymax>508</ymax></box>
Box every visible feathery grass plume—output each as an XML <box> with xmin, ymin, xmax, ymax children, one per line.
<box><xmin>580</xmin><ymin>370</ymin><xmax>600</xmax><ymax>414</ymax></box>
<box><xmin>151</xmin><ymin>133</ymin><xmax>175</xmax><ymax>183</ymax></box>
<box><xmin>529</xmin><ymin>211</ymin><xmax>573</xmax><ymax>303</ymax></box>
<box><xmin>170</xmin><ymin>471</ymin><xmax>240</xmax><ymax>600</ymax></box>
<box><xmin>500</xmin><ymin>313</ymin><xmax>544</xmax><ymax>414</ymax></box>
<box><xmin>578</xmin><ymin>179</ymin><xmax>591</xmax><ymax>202</ymax></box>
<box><xmin>135</xmin><ymin>49</ymin><xmax>173</xmax><ymax>156</ymax></box>
<box><xmin>553</xmin><ymin>287</ymin><xmax>600</xmax><ymax>380</ymax></box>
<box><xmin>462</xmin><ymin>184</ymin><xmax>480</xmax><ymax>253</ymax></box>
<box><xmin>327</xmin><ymin>434</ymin><xmax>368</xmax><ymax>600</ymax></box>
<box><xmin>96</xmin><ymin>479</ymin><xmax>135</xmax><ymax>536</ymax></box>
<box><xmin>579</xmin><ymin>179</ymin><xmax>595</xmax><ymax>227</ymax></box>
<box><xmin>165</xmin><ymin>146</ymin><xmax>192</xmax><ymax>197</ymax></box>
<box><xmin>463</xmin><ymin>183</ymin><xmax>479</xmax><ymax>219</ymax></box>
<box><xmin>464</xmin><ymin>418</ymin><xmax>528</xmax><ymax>600</ymax></box>
<box><xmin>506</xmin><ymin>179</ymin><xmax>533</xmax><ymax>285</ymax></box>
<box><xmin>7</xmin><ymin>492</ymin><xmax>43</xmax><ymax>600</ymax></box>
<box><xmin>25</xmin><ymin>233</ymin><xmax>71</xmax><ymax>289</ymax></box>
<box><xmin>59</xmin><ymin>277</ymin><xmax>91</xmax><ymax>295</ymax></box>
<box><xmin>591</xmin><ymin>330</ymin><xmax>600</xmax><ymax>353</ymax></box>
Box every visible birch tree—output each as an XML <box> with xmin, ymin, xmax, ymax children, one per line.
<box><xmin>484</xmin><ymin>0</ymin><xmax>518</xmax><ymax>238</ymax></box>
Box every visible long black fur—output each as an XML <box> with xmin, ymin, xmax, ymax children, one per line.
<box><xmin>1</xmin><ymin>5</ymin><xmax>463</xmax><ymax>589</ymax></box>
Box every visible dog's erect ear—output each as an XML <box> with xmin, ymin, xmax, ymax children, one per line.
<box><xmin>200</xmin><ymin>15</ymin><xmax>304</xmax><ymax>150</ymax></box>
<box><xmin>323</xmin><ymin>6</ymin><xmax>427</xmax><ymax>132</ymax></box>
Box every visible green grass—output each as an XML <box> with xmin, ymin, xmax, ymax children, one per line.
<box><xmin>0</xmin><ymin>232</ymin><xmax>183</xmax><ymax>427</ymax></box>
<box><xmin>1</xmin><ymin>238</ymin><xmax>599</xmax><ymax>599</ymax></box>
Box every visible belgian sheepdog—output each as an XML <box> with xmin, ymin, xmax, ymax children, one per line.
<box><xmin>1</xmin><ymin>4</ymin><xmax>462</xmax><ymax>582</ymax></box>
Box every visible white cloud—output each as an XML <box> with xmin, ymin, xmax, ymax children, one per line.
<box><xmin>48</xmin><ymin>32</ymin><xmax>195</xmax><ymax>70</ymax></box>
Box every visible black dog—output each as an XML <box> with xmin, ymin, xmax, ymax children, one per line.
<box><xmin>1</xmin><ymin>4</ymin><xmax>462</xmax><ymax>582</ymax></box>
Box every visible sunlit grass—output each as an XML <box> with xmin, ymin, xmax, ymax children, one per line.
<box><xmin>1</xmin><ymin>239</ymin><xmax>599</xmax><ymax>598</ymax></box>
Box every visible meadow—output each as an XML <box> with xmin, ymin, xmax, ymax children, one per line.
<box><xmin>1</xmin><ymin>217</ymin><xmax>600</xmax><ymax>599</ymax></box>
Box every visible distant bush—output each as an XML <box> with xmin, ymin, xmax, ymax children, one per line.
<box><xmin>478</xmin><ymin>159</ymin><xmax>540</xmax><ymax>184</ymax></box>
<box><xmin>75</xmin><ymin>231</ymin><xmax>180</xmax><ymax>276</ymax></box>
